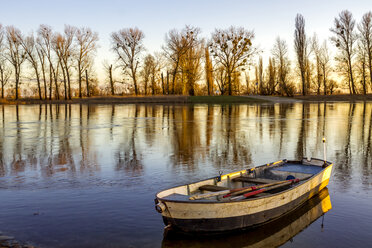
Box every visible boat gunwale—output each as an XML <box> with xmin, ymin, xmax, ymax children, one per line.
<box><xmin>155</xmin><ymin>158</ymin><xmax>332</xmax><ymax>204</ymax></box>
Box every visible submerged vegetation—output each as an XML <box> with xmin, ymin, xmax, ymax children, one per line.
<box><xmin>0</xmin><ymin>10</ymin><xmax>371</xmax><ymax>100</ymax></box>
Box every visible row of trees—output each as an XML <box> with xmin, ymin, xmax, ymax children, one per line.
<box><xmin>0</xmin><ymin>9</ymin><xmax>371</xmax><ymax>99</ymax></box>
<box><xmin>0</xmin><ymin>24</ymin><xmax>98</xmax><ymax>100</ymax></box>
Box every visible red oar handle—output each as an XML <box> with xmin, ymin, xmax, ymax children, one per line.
<box><xmin>223</xmin><ymin>186</ymin><xmax>258</xmax><ymax>198</ymax></box>
<box><xmin>243</xmin><ymin>188</ymin><xmax>265</xmax><ymax>198</ymax></box>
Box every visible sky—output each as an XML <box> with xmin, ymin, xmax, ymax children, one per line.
<box><xmin>0</xmin><ymin>0</ymin><xmax>371</xmax><ymax>82</ymax></box>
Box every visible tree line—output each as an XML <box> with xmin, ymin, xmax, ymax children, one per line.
<box><xmin>0</xmin><ymin>9</ymin><xmax>371</xmax><ymax>100</ymax></box>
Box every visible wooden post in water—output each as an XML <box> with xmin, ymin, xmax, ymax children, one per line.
<box><xmin>323</xmin><ymin>137</ymin><xmax>327</xmax><ymax>163</ymax></box>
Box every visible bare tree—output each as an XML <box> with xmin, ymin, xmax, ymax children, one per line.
<box><xmin>75</xmin><ymin>27</ymin><xmax>98</xmax><ymax>97</ymax></box>
<box><xmin>103</xmin><ymin>61</ymin><xmax>115</xmax><ymax>95</ymax></box>
<box><xmin>356</xmin><ymin>43</ymin><xmax>368</xmax><ymax>94</ymax></box>
<box><xmin>18</xmin><ymin>33</ymin><xmax>43</xmax><ymax>99</ymax></box>
<box><xmin>38</xmin><ymin>24</ymin><xmax>59</xmax><ymax>99</ymax></box>
<box><xmin>0</xmin><ymin>24</ymin><xmax>11</xmax><ymax>98</ymax></box>
<box><xmin>319</xmin><ymin>41</ymin><xmax>332</xmax><ymax>95</ymax></box>
<box><xmin>294</xmin><ymin>14</ymin><xmax>309</xmax><ymax>95</ymax></box>
<box><xmin>330</xmin><ymin>10</ymin><xmax>357</xmax><ymax>94</ymax></box>
<box><xmin>258</xmin><ymin>56</ymin><xmax>264</xmax><ymax>94</ymax></box>
<box><xmin>267</xmin><ymin>57</ymin><xmax>277</xmax><ymax>95</ymax></box>
<box><xmin>358</xmin><ymin>12</ymin><xmax>372</xmax><ymax>91</ymax></box>
<box><xmin>35</xmin><ymin>38</ymin><xmax>48</xmax><ymax>99</ymax></box>
<box><xmin>272</xmin><ymin>37</ymin><xmax>292</xmax><ymax>96</ymax></box>
<box><xmin>209</xmin><ymin>26</ymin><xmax>256</xmax><ymax>95</ymax></box>
<box><xmin>53</xmin><ymin>25</ymin><xmax>75</xmax><ymax>99</ymax></box>
<box><xmin>311</xmin><ymin>34</ymin><xmax>322</xmax><ymax>94</ymax></box>
<box><xmin>5</xmin><ymin>26</ymin><xmax>26</xmax><ymax>99</ymax></box>
<box><xmin>215</xmin><ymin>66</ymin><xmax>228</xmax><ymax>95</ymax></box>
<box><xmin>140</xmin><ymin>54</ymin><xmax>154</xmax><ymax>95</ymax></box>
<box><xmin>111</xmin><ymin>27</ymin><xmax>144</xmax><ymax>95</ymax></box>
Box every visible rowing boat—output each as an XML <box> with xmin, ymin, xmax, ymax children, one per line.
<box><xmin>162</xmin><ymin>188</ymin><xmax>332</xmax><ymax>247</ymax></box>
<box><xmin>155</xmin><ymin>158</ymin><xmax>333</xmax><ymax>232</ymax></box>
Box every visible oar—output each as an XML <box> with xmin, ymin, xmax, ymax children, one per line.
<box><xmin>222</xmin><ymin>179</ymin><xmax>292</xmax><ymax>198</ymax></box>
<box><xmin>231</xmin><ymin>178</ymin><xmax>308</xmax><ymax>201</ymax></box>
<box><xmin>189</xmin><ymin>184</ymin><xmax>264</xmax><ymax>200</ymax></box>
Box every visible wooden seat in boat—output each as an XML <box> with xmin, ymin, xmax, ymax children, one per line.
<box><xmin>232</xmin><ymin>177</ymin><xmax>281</xmax><ymax>184</ymax></box>
<box><xmin>199</xmin><ymin>185</ymin><xmax>229</xmax><ymax>192</ymax></box>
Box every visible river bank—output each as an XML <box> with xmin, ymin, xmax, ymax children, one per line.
<box><xmin>1</xmin><ymin>94</ymin><xmax>372</xmax><ymax>105</ymax></box>
<box><xmin>0</xmin><ymin>95</ymin><xmax>266</xmax><ymax>105</ymax></box>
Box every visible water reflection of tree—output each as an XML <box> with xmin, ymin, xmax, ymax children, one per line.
<box><xmin>0</xmin><ymin>105</ymin><xmax>4</xmax><ymax>176</ymax></box>
<box><xmin>168</xmin><ymin>104</ymin><xmax>253</xmax><ymax>170</ymax></box>
<box><xmin>1</xmin><ymin>102</ymin><xmax>371</xmax><ymax>190</ymax></box>
<box><xmin>114</xmin><ymin>105</ymin><xmax>143</xmax><ymax>176</ymax></box>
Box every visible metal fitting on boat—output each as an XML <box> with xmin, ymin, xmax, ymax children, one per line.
<box><xmin>155</xmin><ymin>202</ymin><xmax>166</xmax><ymax>213</ymax></box>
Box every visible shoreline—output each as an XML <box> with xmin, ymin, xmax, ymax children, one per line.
<box><xmin>0</xmin><ymin>94</ymin><xmax>372</xmax><ymax>105</ymax></box>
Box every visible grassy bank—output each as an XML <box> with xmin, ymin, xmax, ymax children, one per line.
<box><xmin>188</xmin><ymin>96</ymin><xmax>268</xmax><ymax>103</ymax></box>
<box><xmin>294</xmin><ymin>94</ymin><xmax>372</xmax><ymax>102</ymax></box>
<box><xmin>0</xmin><ymin>95</ymin><xmax>267</xmax><ymax>105</ymax></box>
<box><xmin>2</xmin><ymin>94</ymin><xmax>371</xmax><ymax>105</ymax></box>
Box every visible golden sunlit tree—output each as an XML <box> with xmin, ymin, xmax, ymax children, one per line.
<box><xmin>163</xmin><ymin>26</ymin><xmax>200</xmax><ymax>95</ymax></box>
<box><xmin>294</xmin><ymin>14</ymin><xmax>310</xmax><ymax>95</ymax></box>
<box><xmin>179</xmin><ymin>28</ymin><xmax>203</xmax><ymax>96</ymax></box>
<box><xmin>209</xmin><ymin>26</ymin><xmax>256</xmax><ymax>95</ymax></box>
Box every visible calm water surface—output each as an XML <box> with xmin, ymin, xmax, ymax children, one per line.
<box><xmin>0</xmin><ymin>103</ymin><xmax>371</xmax><ymax>247</ymax></box>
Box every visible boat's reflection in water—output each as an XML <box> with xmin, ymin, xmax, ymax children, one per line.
<box><xmin>162</xmin><ymin>188</ymin><xmax>332</xmax><ymax>248</ymax></box>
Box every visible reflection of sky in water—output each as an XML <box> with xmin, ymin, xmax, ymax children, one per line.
<box><xmin>0</xmin><ymin>103</ymin><xmax>371</xmax><ymax>247</ymax></box>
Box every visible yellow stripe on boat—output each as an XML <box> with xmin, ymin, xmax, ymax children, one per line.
<box><xmin>221</xmin><ymin>160</ymin><xmax>284</xmax><ymax>181</ymax></box>
<box><xmin>221</xmin><ymin>170</ymin><xmax>247</xmax><ymax>180</ymax></box>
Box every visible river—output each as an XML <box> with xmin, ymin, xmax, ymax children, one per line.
<box><xmin>0</xmin><ymin>102</ymin><xmax>371</xmax><ymax>247</ymax></box>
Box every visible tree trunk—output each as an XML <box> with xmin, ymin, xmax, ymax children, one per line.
<box><xmin>49</xmin><ymin>64</ymin><xmax>53</xmax><ymax>100</ymax></box>
<box><xmin>78</xmin><ymin>65</ymin><xmax>82</xmax><ymax>98</ymax></box>
<box><xmin>166</xmin><ymin>71</ymin><xmax>170</xmax><ymax>95</ymax></box>
<box><xmin>54</xmin><ymin>67</ymin><xmax>60</xmax><ymax>100</ymax></box>
<box><xmin>41</xmin><ymin>65</ymin><xmax>47</xmax><ymax>100</ymax></box>
<box><xmin>1</xmin><ymin>69</ymin><xmax>4</xmax><ymax>98</ymax></box>
<box><xmin>109</xmin><ymin>65</ymin><xmax>114</xmax><ymax>95</ymax></box>
<box><xmin>348</xmin><ymin>56</ymin><xmax>356</xmax><ymax>94</ymax></box>
<box><xmin>85</xmin><ymin>69</ymin><xmax>89</xmax><ymax>97</ymax></box>
<box><xmin>300</xmin><ymin>70</ymin><xmax>306</xmax><ymax>96</ymax></box>
<box><xmin>35</xmin><ymin>70</ymin><xmax>42</xmax><ymax>100</ymax></box>
<box><xmin>161</xmin><ymin>72</ymin><xmax>165</xmax><ymax>95</ymax></box>
<box><xmin>151</xmin><ymin>74</ymin><xmax>155</xmax><ymax>95</ymax></box>
<box><xmin>228</xmin><ymin>73</ymin><xmax>232</xmax><ymax>95</ymax></box>
<box><xmin>61</xmin><ymin>65</ymin><xmax>67</xmax><ymax>100</ymax></box>
<box><xmin>66</xmin><ymin>67</ymin><xmax>71</xmax><ymax>99</ymax></box>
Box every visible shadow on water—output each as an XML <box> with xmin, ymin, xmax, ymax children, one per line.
<box><xmin>162</xmin><ymin>188</ymin><xmax>332</xmax><ymax>248</ymax></box>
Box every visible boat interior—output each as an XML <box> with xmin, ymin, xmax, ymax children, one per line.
<box><xmin>158</xmin><ymin>159</ymin><xmax>327</xmax><ymax>202</ymax></box>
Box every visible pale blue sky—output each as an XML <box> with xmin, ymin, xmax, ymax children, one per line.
<box><xmin>1</xmin><ymin>0</ymin><xmax>371</xmax><ymax>80</ymax></box>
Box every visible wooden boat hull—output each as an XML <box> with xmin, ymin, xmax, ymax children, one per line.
<box><xmin>162</xmin><ymin>188</ymin><xmax>332</xmax><ymax>248</ymax></box>
<box><xmin>156</xmin><ymin>158</ymin><xmax>332</xmax><ymax>232</ymax></box>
